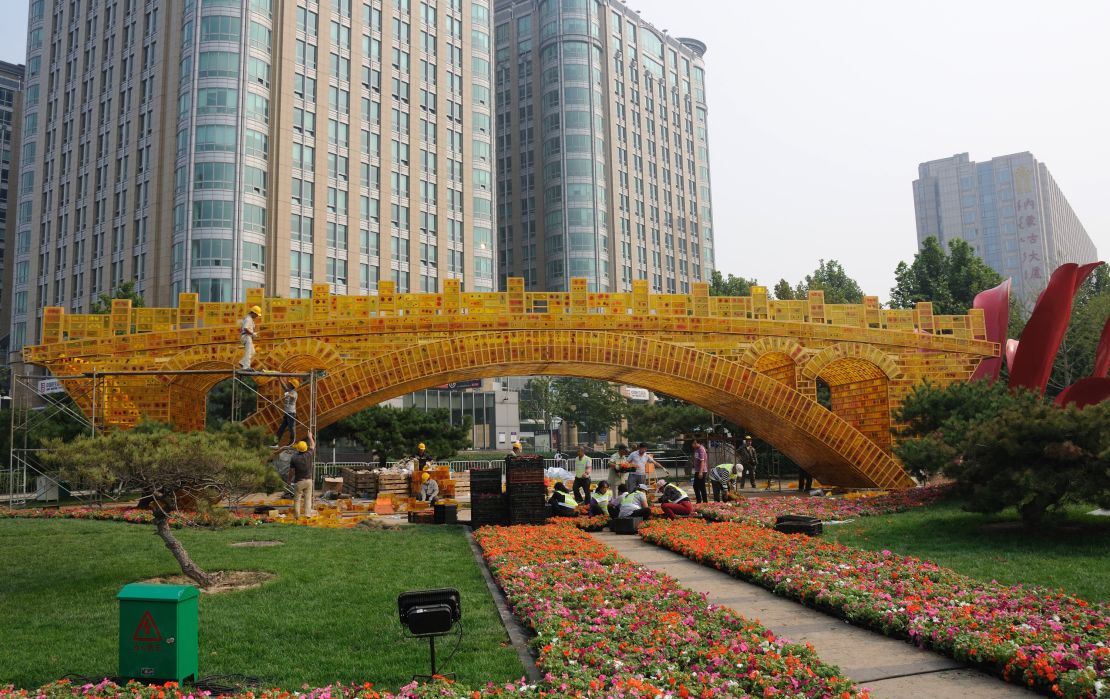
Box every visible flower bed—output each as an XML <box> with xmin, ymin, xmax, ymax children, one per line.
<box><xmin>546</xmin><ymin>514</ymin><xmax>609</xmax><ymax>531</ymax></box>
<box><xmin>0</xmin><ymin>507</ymin><xmax>264</xmax><ymax>528</ymax></box>
<box><xmin>696</xmin><ymin>484</ymin><xmax>953</xmax><ymax>527</ymax></box>
<box><xmin>0</xmin><ymin>678</ymin><xmax>526</xmax><ymax>699</ymax></box>
<box><xmin>639</xmin><ymin>518</ymin><xmax>1110</xmax><ymax>698</ymax></box>
<box><xmin>475</xmin><ymin>523</ymin><xmax>868</xmax><ymax>698</ymax></box>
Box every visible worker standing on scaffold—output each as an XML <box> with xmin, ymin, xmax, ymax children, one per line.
<box><xmin>273</xmin><ymin>379</ymin><xmax>300</xmax><ymax>447</ymax></box>
<box><xmin>238</xmin><ymin>305</ymin><xmax>262</xmax><ymax>371</ymax></box>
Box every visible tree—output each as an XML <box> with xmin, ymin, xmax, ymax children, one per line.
<box><xmin>894</xmin><ymin>380</ymin><xmax>1110</xmax><ymax>526</ymax></box>
<box><xmin>773</xmin><ymin>279</ymin><xmax>796</xmax><ymax>300</ymax></box>
<box><xmin>91</xmin><ymin>280</ymin><xmax>145</xmax><ymax>314</ymax></box>
<box><xmin>323</xmin><ymin>406</ymin><xmax>472</xmax><ymax>460</ymax></box>
<box><xmin>553</xmin><ymin>378</ymin><xmax>625</xmax><ymax>446</ymax></box>
<box><xmin>890</xmin><ymin>237</ymin><xmax>1002</xmax><ymax>315</ymax></box>
<box><xmin>952</xmin><ymin>400</ymin><xmax>1110</xmax><ymax>526</ymax></box>
<box><xmin>623</xmin><ymin>402</ymin><xmax>714</xmax><ymax>444</ymax></box>
<box><xmin>520</xmin><ymin>377</ymin><xmax>561</xmax><ymax>434</ymax></box>
<box><xmin>0</xmin><ymin>394</ymin><xmax>91</xmax><ymax>461</ymax></box>
<box><xmin>795</xmin><ymin>259</ymin><xmax>864</xmax><ymax>304</ymax></box>
<box><xmin>39</xmin><ymin>422</ymin><xmax>279</xmax><ymax>587</ymax></box>
<box><xmin>709</xmin><ymin>270</ymin><xmax>757</xmax><ymax>297</ymax></box>
<box><xmin>205</xmin><ymin>377</ymin><xmax>258</xmax><ymax>427</ymax></box>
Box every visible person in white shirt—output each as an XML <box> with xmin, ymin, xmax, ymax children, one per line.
<box><xmin>617</xmin><ymin>483</ymin><xmax>651</xmax><ymax>519</ymax></box>
<box><xmin>238</xmin><ymin>305</ymin><xmax>262</xmax><ymax>371</ymax></box>
<box><xmin>607</xmin><ymin>444</ymin><xmax>630</xmax><ymax>491</ymax></box>
<box><xmin>626</xmin><ymin>443</ymin><xmax>658</xmax><ymax>492</ymax></box>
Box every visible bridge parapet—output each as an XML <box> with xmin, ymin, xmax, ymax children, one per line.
<box><xmin>27</xmin><ymin>278</ymin><xmax>989</xmax><ymax>361</ymax></box>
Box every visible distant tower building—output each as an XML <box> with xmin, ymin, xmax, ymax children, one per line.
<box><xmin>0</xmin><ymin>60</ymin><xmax>24</xmax><ymax>348</ymax></box>
<box><xmin>8</xmin><ymin>0</ymin><xmax>495</xmax><ymax>358</ymax></box>
<box><xmin>493</xmin><ymin>0</ymin><xmax>714</xmax><ymax>293</ymax></box>
<box><xmin>913</xmin><ymin>152</ymin><xmax>1098</xmax><ymax>304</ymax></box>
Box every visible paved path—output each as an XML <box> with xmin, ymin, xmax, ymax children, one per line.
<box><xmin>593</xmin><ymin>531</ymin><xmax>1036</xmax><ymax>699</ymax></box>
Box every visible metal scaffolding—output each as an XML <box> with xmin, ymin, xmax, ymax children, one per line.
<box><xmin>3</xmin><ymin>369</ymin><xmax>319</xmax><ymax>509</ymax></box>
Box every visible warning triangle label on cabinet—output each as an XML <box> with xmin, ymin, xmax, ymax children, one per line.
<box><xmin>132</xmin><ymin>611</ymin><xmax>162</xmax><ymax>642</ymax></box>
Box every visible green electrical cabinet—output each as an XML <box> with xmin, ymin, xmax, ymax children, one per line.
<box><xmin>117</xmin><ymin>583</ymin><xmax>199</xmax><ymax>684</ymax></box>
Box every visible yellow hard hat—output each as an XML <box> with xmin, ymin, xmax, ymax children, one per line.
<box><xmin>295</xmin><ymin>441</ymin><xmax>308</xmax><ymax>452</ymax></box>
<box><xmin>512</xmin><ymin>442</ymin><xmax>522</xmax><ymax>449</ymax></box>
<box><xmin>288</xmin><ymin>378</ymin><xmax>300</xmax><ymax>388</ymax></box>
<box><xmin>418</xmin><ymin>442</ymin><xmax>426</xmax><ymax>450</ymax></box>
<box><xmin>421</xmin><ymin>473</ymin><xmax>430</xmax><ymax>482</ymax></box>
<box><xmin>250</xmin><ymin>305</ymin><xmax>263</xmax><ymax>316</ymax></box>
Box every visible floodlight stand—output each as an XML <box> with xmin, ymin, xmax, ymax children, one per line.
<box><xmin>412</xmin><ymin>635</ymin><xmax>455</xmax><ymax>682</ymax></box>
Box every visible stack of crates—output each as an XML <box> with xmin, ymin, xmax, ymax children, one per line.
<box><xmin>340</xmin><ymin>468</ymin><xmax>378</xmax><ymax>498</ymax></box>
<box><xmin>377</xmin><ymin>473</ymin><xmax>409</xmax><ymax>497</ymax></box>
<box><xmin>469</xmin><ymin>466</ymin><xmax>506</xmax><ymax>527</ymax></box>
<box><xmin>505</xmin><ymin>455</ymin><xmax>546</xmax><ymax>525</ymax></box>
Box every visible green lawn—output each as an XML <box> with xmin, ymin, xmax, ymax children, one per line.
<box><xmin>0</xmin><ymin>519</ymin><xmax>524</xmax><ymax>690</ymax></box>
<box><xmin>824</xmin><ymin>499</ymin><xmax>1110</xmax><ymax>603</ymax></box>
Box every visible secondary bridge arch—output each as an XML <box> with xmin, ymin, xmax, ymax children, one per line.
<box><xmin>245</xmin><ymin>331</ymin><xmax>912</xmax><ymax>489</ymax></box>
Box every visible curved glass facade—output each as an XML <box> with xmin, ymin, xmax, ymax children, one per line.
<box><xmin>537</xmin><ymin>0</ymin><xmax>607</xmax><ymax>290</ymax></box>
<box><xmin>174</xmin><ymin>0</ymin><xmax>271</xmax><ymax>301</ymax></box>
<box><xmin>496</xmin><ymin>0</ymin><xmax>713</xmax><ymax>294</ymax></box>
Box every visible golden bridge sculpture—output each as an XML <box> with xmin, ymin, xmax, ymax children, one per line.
<box><xmin>22</xmin><ymin>278</ymin><xmax>1000</xmax><ymax>489</ymax></box>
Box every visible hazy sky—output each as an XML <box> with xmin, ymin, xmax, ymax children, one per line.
<box><xmin>2</xmin><ymin>0</ymin><xmax>1107</xmax><ymax>301</ymax></box>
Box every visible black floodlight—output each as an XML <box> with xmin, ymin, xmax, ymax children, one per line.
<box><xmin>397</xmin><ymin>588</ymin><xmax>462</xmax><ymax>679</ymax></box>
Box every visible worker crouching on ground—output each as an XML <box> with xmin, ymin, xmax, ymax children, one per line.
<box><xmin>238</xmin><ymin>305</ymin><xmax>262</xmax><ymax>371</ymax></box>
<box><xmin>418</xmin><ymin>471</ymin><xmax>439</xmax><ymax>505</ymax></box>
<box><xmin>549</xmin><ymin>482</ymin><xmax>579</xmax><ymax>517</ymax></box>
<box><xmin>617</xmin><ymin>483</ymin><xmax>651</xmax><ymax>519</ymax></box>
<box><xmin>656</xmin><ymin>479</ymin><xmax>694</xmax><ymax>519</ymax></box>
<box><xmin>288</xmin><ymin>432</ymin><xmax>316</xmax><ymax>519</ymax></box>
<box><xmin>708</xmin><ymin>461</ymin><xmax>733</xmax><ymax>502</ymax></box>
<box><xmin>607</xmin><ymin>484</ymin><xmax>627</xmax><ymax>519</ymax></box>
<box><xmin>589</xmin><ymin>481</ymin><xmax>612</xmax><ymax>517</ymax></box>
<box><xmin>273</xmin><ymin>379</ymin><xmax>300</xmax><ymax>447</ymax></box>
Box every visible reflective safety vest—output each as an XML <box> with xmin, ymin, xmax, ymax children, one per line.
<box><xmin>712</xmin><ymin>464</ymin><xmax>733</xmax><ymax>480</ymax></box>
<box><xmin>592</xmin><ymin>491</ymin><xmax>611</xmax><ymax>508</ymax></box>
<box><xmin>554</xmin><ymin>490</ymin><xmax>578</xmax><ymax>509</ymax></box>
<box><xmin>667</xmin><ymin>485</ymin><xmax>690</xmax><ymax>502</ymax></box>
<box><xmin>574</xmin><ymin>455</ymin><xmax>591</xmax><ymax>476</ymax></box>
<box><xmin>620</xmin><ymin>492</ymin><xmax>640</xmax><ymax>508</ymax></box>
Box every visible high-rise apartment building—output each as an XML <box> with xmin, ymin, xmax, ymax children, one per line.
<box><xmin>8</xmin><ymin>0</ymin><xmax>495</xmax><ymax>357</ymax></box>
<box><xmin>0</xmin><ymin>60</ymin><xmax>25</xmax><ymax>342</ymax></box>
<box><xmin>493</xmin><ymin>0</ymin><xmax>713</xmax><ymax>293</ymax></box>
<box><xmin>913</xmin><ymin>152</ymin><xmax>1098</xmax><ymax>304</ymax></box>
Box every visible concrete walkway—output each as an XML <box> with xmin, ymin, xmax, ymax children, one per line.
<box><xmin>593</xmin><ymin>531</ymin><xmax>1036</xmax><ymax>699</ymax></box>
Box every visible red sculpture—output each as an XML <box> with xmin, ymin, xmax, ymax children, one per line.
<box><xmin>971</xmin><ymin>261</ymin><xmax>1108</xmax><ymax>408</ymax></box>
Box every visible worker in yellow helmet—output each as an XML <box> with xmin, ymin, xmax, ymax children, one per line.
<box><xmin>505</xmin><ymin>441</ymin><xmax>523</xmax><ymax>466</ymax></box>
<box><xmin>286</xmin><ymin>432</ymin><xmax>316</xmax><ymax>519</ymax></box>
<box><xmin>273</xmin><ymin>378</ymin><xmax>300</xmax><ymax>447</ymax></box>
<box><xmin>414</xmin><ymin>441</ymin><xmax>431</xmax><ymax>468</ymax></box>
<box><xmin>238</xmin><ymin>305</ymin><xmax>263</xmax><ymax>371</ymax></box>
<box><xmin>417</xmin><ymin>471</ymin><xmax>439</xmax><ymax>504</ymax></box>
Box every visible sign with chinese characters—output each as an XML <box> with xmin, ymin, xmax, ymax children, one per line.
<box><xmin>1013</xmin><ymin>165</ymin><xmax>1046</xmax><ymax>299</ymax></box>
<box><xmin>38</xmin><ymin>378</ymin><xmax>65</xmax><ymax>395</ymax></box>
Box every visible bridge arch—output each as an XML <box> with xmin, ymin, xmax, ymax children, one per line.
<box><xmin>740</xmin><ymin>338</ymin><xmax>804</xmax><ymax>390</ymax></box>
<box><xmin>802</xmin><ymin>343</ymin><xmax>901</xmax><ymax>453</ymax></box>
<box><xmin>246</xmin><ymin>330</ymin><xmax>913</xmax><ymax>488</ymax></box>
<box><xmin>159</xmin><ymin>346</ymin><xmax>244</xmax><ymax>430</ymax></box>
